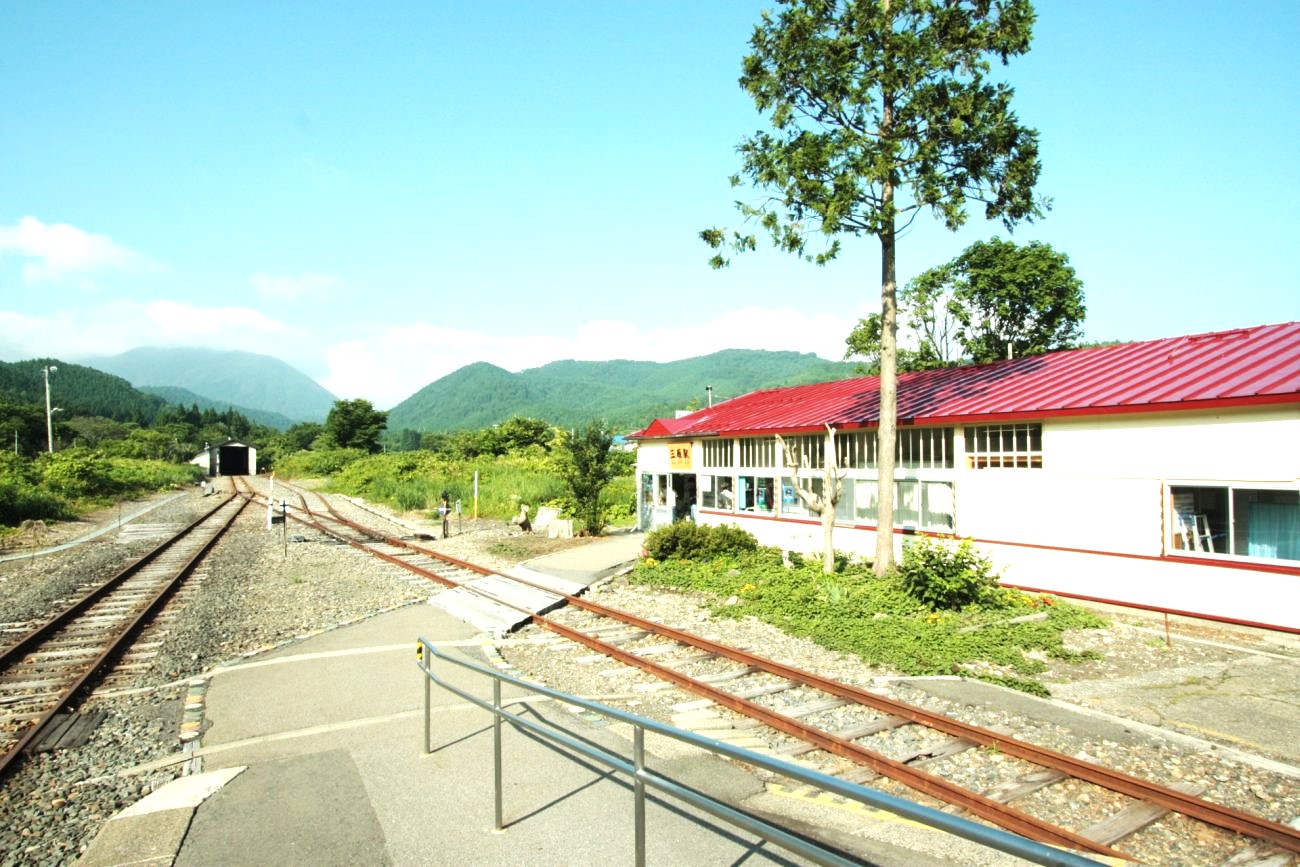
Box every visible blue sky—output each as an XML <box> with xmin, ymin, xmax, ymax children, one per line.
<box><xmin>2</xmin><ymin>1</ymin><xmax>1297</xmax><ymax>409</ymax></box>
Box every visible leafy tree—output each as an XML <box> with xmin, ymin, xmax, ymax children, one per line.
<box><xmin>702</xmin><ymin>0</ymin><xmax>1045</xmax><ymax>573</ymax></box>
<box><xmin>554</xmin><ymin>421</ymin><xmax>617</xmax><ymax>536</ymax></box>
<box><xmin>322</xmin><ymin>399</ymin><xmax>388</xmax><ymax>453</ymax></box>
<box><xmin>0</xmin><ymin>400</ymin><xmax>47</xmax><ymax>456</ymax></box>
<box><xmin>939</xmin><ymin>238</ymin><xmax>1084</xmax><ymax>363</ymax></box>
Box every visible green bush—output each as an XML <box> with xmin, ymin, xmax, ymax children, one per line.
<box><xmin>630</xmin><ymin>550</ymin><xmax>1107</xmax><ymax>695</ymax></box>
<box><xmin>897</xmin><ymin>536</ymin><xmax>1000</xmax><ymax>610</ymax></box>
<box><xmin>274</xmin><ymin>448</ymin><xmax>369</xmax><ymax>478</ymax></box>
<box><xmin>0</xmin><ymin>477</ymin><xmax>73</xmax><ymax>526</ymax></box>
<box><xmin>40</xmin><ymin>450</ymin><xmax>119</xmax><ymax>499</ymax></box>
<box><xmin>643</xmin><ymin>522</ymin><xmax>760</xmax><ymax>561</ymax></box>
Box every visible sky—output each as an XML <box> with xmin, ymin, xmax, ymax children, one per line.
<box><xmin>2</xmin><ymin>1</ymin><xmax>1297</xmax><ymax>410</ymax></box>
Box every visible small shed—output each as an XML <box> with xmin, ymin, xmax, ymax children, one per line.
<box><xmin>190</xmin><ymin>440</ymin><xmax>258</xmax><ymax>476</ymax></box>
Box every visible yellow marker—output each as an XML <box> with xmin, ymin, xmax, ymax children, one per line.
<box><xmin>416</xmin><ymin>643</ymin><xmax>424</xmax><ymax>663</ymax></box>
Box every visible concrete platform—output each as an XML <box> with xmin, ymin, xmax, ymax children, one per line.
<box><xmin>425</xmin><ymin>531</ymin><xmax>645</xmax><ymax>636</ymax></box>
<box><xmin>79</xmin><ymin>533</ymin><xmax>951</xmax><ymax>866</ymax></box>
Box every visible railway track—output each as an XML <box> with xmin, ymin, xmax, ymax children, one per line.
<box><xmin>240</xmin><ymin>477</ymin><xmax>1300</xmax><ymax>863</ymax></box>
<box><xmin>0</xmin><ymin>492</ymin><xmax>250</xmax><ymax>780</ymax></box>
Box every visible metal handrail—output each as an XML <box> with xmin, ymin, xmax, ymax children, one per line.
<box><xmin>417</xmin><ymin>637</ymin><xmax>1104</xmax><ymax>867</ymax></box>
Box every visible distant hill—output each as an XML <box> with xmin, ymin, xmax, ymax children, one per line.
<box><xmin>0</xmin><ymin>358</ymin><xmax>166</xmax><ymax>422</ymax></box>
<box><xmin>83</xmin><ymin>347</ymin><xmax>337</xmax><ymax>423</ymax></box>
<box><xmin>137</xmin><ymin>385</ymin><xmax>297</xmax><ymax>431</ymax></box>
<box><xmin>386</xmin><ymin>349</ymin><xmax>857</xmax><ymax>433</ymax></box>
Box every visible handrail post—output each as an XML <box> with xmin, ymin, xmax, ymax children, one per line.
<box><xmin>493</xmin><ymin>678</ymin><xmax>503</xmax><ymax>831</ymax></box>
<box><xmin>634</xmin><ymin>725</ymin><xmax>646</xmax><ymax>867</ymax></box>
<box><xmin>422</xmin><ymin>641</ymin><xmax>431</xmax><ymax>755</ymax></box>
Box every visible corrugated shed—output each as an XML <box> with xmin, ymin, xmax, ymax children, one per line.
<box><xmin>633</xmin><ymin>322</ymin><xmax>1300</xmax><ymax>438</ymax></box>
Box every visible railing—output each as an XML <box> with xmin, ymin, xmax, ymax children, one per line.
<box><xmin>417</xmin><ymin>637</ymin><xmax>1104</xmax><ymax>867</ymax></box>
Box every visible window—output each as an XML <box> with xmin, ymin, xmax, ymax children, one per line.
<box><xmin>964</xmin><ymin>424</ymin><xmax>1042</xmax><ymax>468</ymax></box>
<box><xmin>899</xmin><ymin>427</ymin><xmax>954</xmax><ymax>469</ymax></box>
<box><xmin>831</xmin><ymin>427</ymin><xmax>954</xmax><ymax>469</ymax></box>
<box><xmin>738</xmin><ymin>437</ymin><xmax>776</xmax><ymax>468</ymax></box>
<box><xmin>737</xmin><ymin>475</ymin><xmax>776</xmax><ymax>513</ymax></box>
<box><xmin>702</xmin><ymin>438</ymin><xmax>733</xmax><ymax>468</ymax></box>
<box><xmin>784</xmin><ymin>434</ymin><xmax>825</xmax><ymax>469</ymax></box>
<box><xmin>779</xmin><ymin>476</ymin><xmax>816</xmax><ymax>516</ymax></box>
<box><xmin>836</xmin><ymin>431</ymin><xmax>875</xmax><ymax>469</ymax></box>
<box><xmin>1171</xmin><ymin>485</ymin><xmax>1299</xmax><ymax>562</ymax></box>
<box><xmin>817</xmin><ymin>479</ymin><xmax>954</xmax><ymax>531</ymax></box>
<box><xmin>700</xmin><ymin>474</ymin><xmax>734</xmax><ymax>510</ymax></box>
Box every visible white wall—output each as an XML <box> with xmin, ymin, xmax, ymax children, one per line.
<box><xmin>1047</xmin><ymin>407</ymin><xmax>1300</xmax><ymax>482</ymax></box>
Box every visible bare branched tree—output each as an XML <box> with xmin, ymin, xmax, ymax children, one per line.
<box><xmin>777</xmin><ymin>425</ymin><xmax>845</xmax><ymax>573</ymax></box>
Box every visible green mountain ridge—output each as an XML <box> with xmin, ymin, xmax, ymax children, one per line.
<box><xmin>0</xmin><ymin>358</ymin><xmax>167</xmax><ymax>422</ymax></box>
<box><xmin>137</xmin><ymin>386</ymin><xmax>297</xmax><ymax>431</ymax></box>
<box><xmin>387</xmin><ymin>349</ymin><xmax>857</xmax><ymax>433</ymax></box>
<box><xmin>81</xmin><ymin>347</ymin><xmax>337</xmax><ymax>423</ymax></box>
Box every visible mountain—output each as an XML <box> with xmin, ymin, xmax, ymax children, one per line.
<box><xmin>137</xmin><ymin>386</ymin><xmax>297</xmax><ymax>431</ymax></box>
<box><xmin>0</xmin><ymin>358</ymin><xmax>167</xmax><ymax>422</ymax></box>
<box><xmin>386</xmin><ymin>349</ymin><xmax>857</xmax><ymax>433</ymax></box>
<box><xmin>83</xmin><ymin>347</ymin><xmax>337</xmax><ymax>423</ymax></box>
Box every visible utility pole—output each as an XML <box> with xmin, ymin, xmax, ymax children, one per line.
<box><xmin>43</xmin><ymin>365</ymin><xmax>57</xmax><ymax>453</ymax></box>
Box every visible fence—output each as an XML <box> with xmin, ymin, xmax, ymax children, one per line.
<box><xmin>417</xmin><ymin>636</ymin><xmax>1104</xmax><ymax>867</ymax></box>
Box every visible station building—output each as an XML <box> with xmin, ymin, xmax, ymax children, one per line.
<box><xmin>632</xmin><ymin>322</ymin><xmax>1300</xmax><ymax>632</ymax></box>
<box><xmin>190</xmin><ymin>440</ymin><xmax>258</xmax><ymax>476</ymax></box>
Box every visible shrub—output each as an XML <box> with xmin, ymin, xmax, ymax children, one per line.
<box><xmin>0</xmin><ymin>477</ymin><xmax>73</xmax><ymax>526</ymax></box>
<box><xmin>643</xmin><ymin>522</ymin><xmax>759</xmax><ymax>561</ymax></box>
<box><xmin>39</xmin><ymin>450</ymin><xmax>119</xmax><ymax>499</ymax></box>
<box><xmin>897</xmin><ymin>536</ymin><xmax>1000</xmax><ymax>611</ymax></box>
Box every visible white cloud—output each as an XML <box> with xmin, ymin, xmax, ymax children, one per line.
<box><xmin>0</xmin><ymin>300</ymin><xmax>289</xmax><ymax>362</ymax></box>
<box><xmin>0</xmin><ymin>216</ymin><xmax>154</xmax><ymax>282</ymax></box>
<box><xmin>321</xmin><ymin>306</ymin><xmax>861</xmax><ymax>409</ymax></box>
<box><xmin>142</xmin><ymin>300</ymin><xmax>287</xmax><ymax>336</ymax></box>
<box><xmin>251</xmin><ymin>272</ymin><xmax>340</xmax><ymax>301</ymax></box>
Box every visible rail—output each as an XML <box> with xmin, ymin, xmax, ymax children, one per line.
<box><xmin>416</xmin><ymin>637</ymin><xmax>1105</xmax><ymax>867</ymax></box>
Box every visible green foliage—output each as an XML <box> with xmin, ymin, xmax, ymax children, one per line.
<box><xmin>703</xmin><ymin>0</ymin><xmax>1043</xmax><ymax>268</ymax></box>
<box><xmin>643</xmin><ymin>522</ymin><xmax>760</xmax><ymax>561</ymax></box>
<box><xmin>942</xmin><ymin>238</ymin><xmax>1085</xmax><ymax>363</ymax></box>
<box><xmin>629</xmin><ymin>545</ymin><xmax>1106</xmax><ymax>695</ymax></box>
<box><xmin>0</xmin><ymin>359</ymin><xmax>165</xmax><ymax>425</ymax></box>
<box><xmin>553</xmin><ymin>422</ymin><xmax>617</xmax><ymax>535</ymax></box>
<box><xmin>0</xmin><ymin>475</ymin><xmax>73</xmax><ymax>526</ymax></box>
<box><xmin>321</xmin><ymin>399</ymin><xmax>388</xmax><ymax>453</ymax></box>
<box><xmin>40</xmin><ymin>450</ymin><xmax>118</xmax><ymax>498</ymax></box>
<box><xmin>0</xmin><ymin>399</ymin><xmax>50</xmax><ymax>456</ymax></box>
<box><xmin>384</xmin><ymin>351</ymin><xmax>857</xmax><ymax>434</ymax></box>
<box><xmin>898</xmin><ymin>536</ymin><xmax>1001</xmax><ymax>611</ymax></box>
<box><xmin>274</xmin><ymin>448</ymin><xmax>369</xmax><ymax>479</ymax></box>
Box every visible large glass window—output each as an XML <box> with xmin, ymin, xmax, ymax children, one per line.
<box><xmin>700</xmin><ymin>474</ymin><xmax>733</xmax><ymax>510</ymax></box>
<box><xmin>737</xmin><ymin>475</ymin><xmax>776</xmax><ymax>513</ymax></box>
<box><xmin>1171</xmin><ymin>485</ymin><xmax>1299</xmax><ymax>561</ymax></box>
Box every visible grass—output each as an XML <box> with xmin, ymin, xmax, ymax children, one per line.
<box><xmin>629</xmin><ymin>546</ymin><xmax>1106</xmax><ymax>697</ymax></box>
<box><xmin>275</xmin><ymin>449</ymin><xmax>636</xmax><ymax>530</ymax></box>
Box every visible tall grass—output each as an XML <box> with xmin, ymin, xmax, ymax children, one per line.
<box><xmin>280</xmin><ymin>449</ymin><xmax>633</xmax><ymax>525</ymax></box>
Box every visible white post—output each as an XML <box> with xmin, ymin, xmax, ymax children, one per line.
<box><xmin>473</xmin><ymin>470</ymin><xmax>479</xmax><ymax>520</ymax></box>
<box><xmin>43</xmin><ymin>365</ymin><xmax>57</xmax><ymax>454</ymax></box>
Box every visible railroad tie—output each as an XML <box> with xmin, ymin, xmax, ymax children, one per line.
<box><xmin>1078</xmin><ymin>780</ymin><xmax>1207</xmax><ymax>846</ymax></box>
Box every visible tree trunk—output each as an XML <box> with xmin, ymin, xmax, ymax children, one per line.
<box><xmin>821</xmin><ymin>506</ymin><xmax>835</xmax><ymax>572</ymax></box>
<box><xmin>875</xmin><ymin>204</ymin><xmax>898</xmax><ymax>575</ymax></box>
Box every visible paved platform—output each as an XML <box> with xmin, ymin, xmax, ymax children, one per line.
<box><xmin>78</xmin><ymin>533</ymin><xmax>954</xmax><ymax>866</ymax></box>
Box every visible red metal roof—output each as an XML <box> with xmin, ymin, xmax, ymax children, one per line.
<box><xmin>634</xmin><ymin>322</ymin><xmax>1300</xmax><ymax>438</ymax></box>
